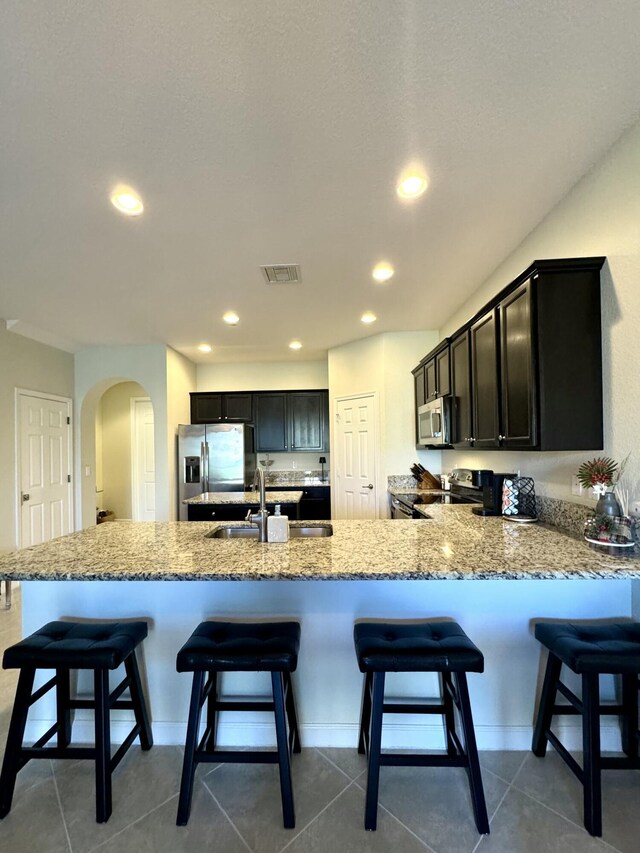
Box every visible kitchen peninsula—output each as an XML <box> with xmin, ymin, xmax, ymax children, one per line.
<box><xmin>1</xmin><ymin>508</ymin><xmax>638</xmax><ymax>753</ymax></box>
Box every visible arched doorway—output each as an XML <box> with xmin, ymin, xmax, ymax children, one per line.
<box><xmin>80</xmin><ymin>378</ymin><xmax>156</xmax><ymax>527</ymax></box>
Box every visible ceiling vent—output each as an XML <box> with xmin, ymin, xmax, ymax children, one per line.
<box><xmin>261</xmin><ymin>264</ymin><xmax>302</xmax><ymax>285</ymax></box>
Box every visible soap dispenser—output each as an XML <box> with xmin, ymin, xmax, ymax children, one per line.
<box><xmin>267</xmin><ymin>504</ymin><xmax>289</xmax><ymax>542</ymax></box>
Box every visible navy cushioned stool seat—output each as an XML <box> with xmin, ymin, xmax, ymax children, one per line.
<box><xmin>176</xmin><ymin>621</ymin><xmax>301</xmax><ymax>829</ymax></box>
<box><xmin>532</xmin><ymin>621</ymin><xmax>640</xmax><ymax>837</ymax></box>
<box><xmin>354</xmin><ymin>620</ymin><xmax>489</xmax><ymax>835</ymax></box>
<box><xmin>0</xmin><ymin>620</ymin><xmax>152</xmax><ymax>824</ymax></box>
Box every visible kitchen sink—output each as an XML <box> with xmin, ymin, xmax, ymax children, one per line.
<box><xmin>207</xmin><ymin>524</ymin><xmax>333</xmax><ymax>539</ymax></box>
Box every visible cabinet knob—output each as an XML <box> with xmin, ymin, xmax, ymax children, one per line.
<box><xmin>498</xmin><ymin>434</ymin><xmax>505</xmax><ymax>441</ymax></box>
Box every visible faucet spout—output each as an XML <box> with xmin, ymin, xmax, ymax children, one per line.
<box><xmin>246</xmin><ymin>467</ymin><xmax>269</xmax><ymax>542</ymax></box>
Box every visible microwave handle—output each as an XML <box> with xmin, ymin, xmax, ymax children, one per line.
<box><xmin>431</xmin><ymin>410</ymin><xmax>442</xmax><ymax>436</ymax></box>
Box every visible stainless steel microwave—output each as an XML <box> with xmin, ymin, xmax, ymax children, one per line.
<box><xmin>417</xmin><ymin>397</ymin><xmax>450</xmax><ymax>446</ymax></box>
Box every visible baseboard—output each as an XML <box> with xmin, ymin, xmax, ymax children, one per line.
<box><xmin>24</xmin><ymin>718</ymin><xmax>622</xmax><ymax>752</ymax></box>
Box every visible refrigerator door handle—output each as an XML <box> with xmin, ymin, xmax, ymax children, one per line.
<box><xmin>205</xmin><ymin>441</ymin><xmax>210</xmax><ymax>492</ymax></box>
<box><xmin>201</xmin><ymin>441</ymin><xmax>207</xmax><ymax>493</ymax></box>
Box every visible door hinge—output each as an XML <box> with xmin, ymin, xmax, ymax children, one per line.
<box><xmin>66</xmin><ymin>416</ymin><xmax>70</xmax><ymax>425</ymax></box>
<box><xmin>67</xmin><ymin>474</ymin><xmax>71</xmax><ymax>483</ymax></box>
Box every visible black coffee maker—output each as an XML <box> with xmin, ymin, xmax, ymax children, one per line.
<box><xmin>472</xmin><ymin>472</ymin><xmax>516</xmax><ymax>517</ymax></box>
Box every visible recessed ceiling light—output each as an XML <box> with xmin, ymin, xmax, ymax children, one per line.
<box><xmin>289</xmin><ymin>340</ymin><xmax>303</xmax><ymax>350</ymax></box>
<box><xmin>197</xmin><ymin>344</ymin><xmax>212</xmax><ymax>353</ymax></box>
<box><xmin>372</xmin><ymin>262</ymin><xmax>394</xmax><ymax>282</ymax></box>
<box><xmin>223</xmin><ymin>311</ymin><xmax>240</xmax><ymax>325</ymax></box>
<box><xmin>110</xmin><ymin>184</ymin><xmax>144</xmax><ymax>216</ymax></box>
<box><xmin>361</xmin><ymin>312</ymin><xmax>377</xmax><ymax>324</ymax></box>
<box><xmin>396</xmin><ymin>174</ymin><xmax>428</xmax><ymax>200</ymax></box>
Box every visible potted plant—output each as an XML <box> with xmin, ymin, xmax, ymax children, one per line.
<box><xmin>576</xmin><ymin>456</ymin><xmax>626</xmax><ymax>516</ymax></box>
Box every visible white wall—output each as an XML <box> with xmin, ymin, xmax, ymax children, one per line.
<box><xmin>167</xmin><ymin>348</ymin><xmax>197</xmax><ymax>519</ymax></box>
<box><xmin>440</xmin><ymin>117</ymin><xmax>640</xmax><ymax>504</ymax></box>
<box><xmin>0</xmin><ymin>321</ymin><xmax>74</xmax><ymax>550</ymax></box>
<box><xmin>197</xmin><ymin>360</ymin><xmax>328</xmax><ymax>391</ymax></box>
<box><xmin>328</xmin><ymin>331</ymin><xmax>441</xmax><ymax>515</ymax></box>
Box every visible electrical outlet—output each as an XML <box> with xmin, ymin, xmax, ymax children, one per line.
<box><xmin>291</xmin><ymin>461</ymin><xmax>296</xmax><ymax>469</ymax></box>
<box><xmin>571</xmin><ymin>476</ymin><xmax>583</xmax><ymax>496</ymax></box>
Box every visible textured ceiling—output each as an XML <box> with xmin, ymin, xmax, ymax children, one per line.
<box><xmin>2</xmin><ymin>1</ymin><xmax>640</xmax><ymax>362</ymax></box>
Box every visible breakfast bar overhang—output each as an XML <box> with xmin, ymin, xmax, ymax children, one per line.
<box><xmin>1</xmin><ymin>507</ymin><xmax>638</xmax><ymax>752</ymax></box>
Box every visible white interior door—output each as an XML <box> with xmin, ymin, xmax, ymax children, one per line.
<box><xmin>333</xmin><ymin>394</ymin><xmax>378</xmax><ymax>519</ymax></box>
<box><xmin>18</xmin><ymin>391</ymin><xmax>73</xmax><ymax>547</ymax></box>
<box><xmin>131</xmin><ymin>398</ymin><xmax>155</xmax><ymax>521</ymax></box>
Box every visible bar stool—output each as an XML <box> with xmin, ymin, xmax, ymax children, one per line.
<box><xmin>532</xmin><ymin>621</ymin><xmax>640</xmax><ymax>837</ymax></box>
<box><xmin>176</xmin><ymin>620</ymin><xmax>301</xmax><ymax>828</ymax></box>
<box><xmin>354</xmin><ymin>620</ymin><xmax>489</xmax><ymax>834</ymax></box>
<box><xmin>0</xmin><ymin>620</ymin><xmax>152</xmax><ymax>823</ymax></box>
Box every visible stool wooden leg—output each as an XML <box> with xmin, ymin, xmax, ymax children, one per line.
<box><xmin>364</xmin><ymin>671</ymin><xmax>385</xmax><ymax>831</ymax></box>
<box><xmin>0</xmin><ymin>668</ymin><xmax>35</xmax><ymax>818</ymax></box>
<box><xmin>124</xmin><ymin>653</ymin><xmax>153</xmax><ymax>750</ymax></box>
<box><xmin>204</xmin><ymin>671</ymin><xmax>218</xmax><ymax>752</ymax></box>
<box><xmin>455</xmin><ymin>672</ymin><xmax>490</xmax><ymax>835</ymax></box>
<box><xmin>94</xmin><ymin>668</ymin><xmax>112</xmax><ymax>823</ymax></box>
<box><xmin>272</xmin><ymin>671</ymin><xmax>295</xmax><ymax>829</ymax></box>
<box><xmin>56</xmin><ymin>668</ymin><xmax>72</xmax><ymax>749</ymax></box>
<box><xmin>177</xmin><ymin>670</ymin><xmax>205</xmax><ymax>826</ymax></box>
<box><xmin>582</xmin><ymin>673</ymin><xmax>602</xmax><ymax>837</ymax></box>
<box><xmin>621</xmin><ymin>674</ymin><xmax>639</xmax><ymax>759</ymax></box>
<box><xmin>284</xmin><ymin>673</ymin><xmax>301</xmax><ymax>754</ymax></box>
<box><xmin>532</xmin><ymin>652</ymin><xmax>562</xmax><ymax>757</ymax></box>
<box><xmin>358</xmin><ymin>672</ymin><xmax>373</xmax><ymax>755</ymax></box>
<box><xmin>441</xmin><ymin>672</ymin><xmax>458</xmax><ymax>756</ymax></box>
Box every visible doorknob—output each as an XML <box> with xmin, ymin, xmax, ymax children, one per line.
<box><xmin>22</xmin><ymin>493</ymin><xmax>30</xmax><ymax>502</ymax></box>
<box><xmin>363</xmin><ymin>484</ymin><xmax>374</xmax><ymax>490</ymax></box>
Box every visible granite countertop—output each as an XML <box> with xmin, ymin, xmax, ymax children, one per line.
<box><xmin>1</xmin><ymin>505</ymin><xmax>639</xmax><ymax>582</ymax></box>
<box><xmin>183</xmin><ymin>490</ymin><xmax>303</xmax><ymax>505</ymax></box>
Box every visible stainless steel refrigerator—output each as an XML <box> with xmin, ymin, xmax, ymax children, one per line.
<box><xmin>177</xmin><ymin>423</ymin><xmax>256</xmax><ymax>520</ymax></box>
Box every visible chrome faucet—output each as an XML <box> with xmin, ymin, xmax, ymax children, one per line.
<box><xmin>246</xmin><ymin>466</ymin><xmax>269</xmax><ymax>542</ymax></box>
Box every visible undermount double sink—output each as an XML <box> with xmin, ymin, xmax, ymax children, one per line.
<box><xmin>207</xmin><ymin>524</ymin><xmax>333</xmax><ymax>539</ymax></box>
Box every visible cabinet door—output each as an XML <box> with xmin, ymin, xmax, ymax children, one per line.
<box><xmin>413</xmin><ymin>366</ymin><xmax>426</xmax><ymax>409</ymax></box>
<box><xmin>255</xmin><ymin>393</ymin><xmax>288</xmax><ymax>452</ymax></box>
<box><xmin>425</xmin><ymin>358</ymin><xmax>437</xmax><ymax>400</ymax></box>
<box><xmin>435</xmin><ymin>347</ymin><xmax>451</xmax><ymax>396</ymax></box>
<box><xmin>500</xmin><ymin>281</ymin><xmax>537</xmax><ymax>448</ymax></box>
<box><xmin>450</xmin><ymin>331</ymin><xmax>472</xmax><ymax>447</ymax></box>
<box><xmin>289</xmin><ymin>392</ymin><xmax>326</xmax><ymax>451</ymax></box>
<box><xmin>190</xmin><ymin>393</ymin><xmax>223</xmax><ymax>424</ymax></box>
<box><xmin>470</xmin><ymin>310</ymin><xmax>500</xmax><ymax>448</ymax></box>
<box><xmin>224</xmin><ymin>394</ymin><xmax>253</xmax><ymax>422</ymax></box>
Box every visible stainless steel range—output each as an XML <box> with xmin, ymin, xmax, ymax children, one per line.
<box><xmin>390</xmin><ymin>468</ymin><xmax>489</xmax><ymax>519</ymax></box>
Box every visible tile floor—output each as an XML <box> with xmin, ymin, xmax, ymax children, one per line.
<box><xmin>1</xmin><ymin>590</ymin><xmax>640</xmax><ymax>852</ymax></box>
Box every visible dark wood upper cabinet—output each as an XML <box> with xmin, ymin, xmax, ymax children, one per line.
<box><xmin>413</xmin><ymin>365</ymin><xmax>426</xmax><ymax>409</ymax></box>
<box><xmin>414</xmin><ymin>257</ymin><xmax>605</xmax><ymax>452</ymax></box>
<box><xmin>424</xmin><ymin>359</ymin><xmax>437</xmax><ymax>400</ymax></box>
<box><xmin>255</xmin><ymin>393</ymin><xmax>288</xmax><ymax>452</ymax></box>
<box><xmin>470</xmin><ymin>309</ymin><xmax>500</xmax><ymax>448</ymax></box>
<box><xmin>450</xmin><ymin>331</ymin><xmax>472</xmax><ymax>448</ymax></box>
<box><xmin>500</xmin><ymin>282</ymin><xmax>537</xmax><ymax>448</ymax></box>
<box><xmin>289</xmin><ymin>391</ymin><xmax>327</xmax><ymax>452</ymax></box>
<box><xmin>254</xmin><ymin>390</ymin><xmax>329</xmax><ymax>453</ymax></box>
<box><xmin>435</xmin><ymin>347</ymin><xmax>451</xmax><ymax>397</ymax></box>
<box><xmin>190</xmin><ymin>392</ymin><xmax>253</xmax><ymax>424</ymax></box>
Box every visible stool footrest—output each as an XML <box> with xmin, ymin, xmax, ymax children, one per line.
<box><xmin>380</xmin><ymin>753</ymin><xmax>467</xmax><ymax>768</ymax></box>
<box><xmin>383</xmin><ymin>701</ymin><xmax>447</xmax><ymax>715</ymax></box>
<box><xmin>213</xmin><ymin>700</ymin><xmax>274</xmax><ymax>712</ymax></box>
<box><xmin>21</xmin><ymin>746</ymin><xmax>96</xmax><ymax>761</ymax></box>
<box><xmin>193</xmin><ymin>749</ymin><xmax>280</xmax><ymax>765</ymax></box>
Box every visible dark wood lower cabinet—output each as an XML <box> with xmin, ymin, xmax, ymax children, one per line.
<box><xmin>267</xmin><ymin>486</ymin><xmax>331</xmax><ymax>520</ymax></box>
<box><xmin>187</xmin><ymin>502</ymin><xmax>300</xmax><ymax>521</ymax></box>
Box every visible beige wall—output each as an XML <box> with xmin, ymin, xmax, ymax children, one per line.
<box><xmin>98</xmin><ymin>382</ymin><xmax>147</xmax><ymax>520</ymax></box>
<box><xmin>0</xmin><ymin>321</ymin><xmax>74</xmax><ymax>550</ymax></box>
<box><xmin>440</xmin><ymin>117</ymin><xmax>640</xmax><ymax>503</ymax></box>
<box><xmin>328</xmin><ymin>331</ymin><xmax>441</xmax><ymax>515</ymax></box>
<box><xmin>197</xmin><ymin>360</ymin><xmax>328</xmax><ymax>391</ymax></box>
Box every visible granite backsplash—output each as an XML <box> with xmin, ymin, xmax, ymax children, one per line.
<box><xmin>388</xmin><ymin>475</ymin><xmax>595</xmax><ymax>537</ymax></box>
